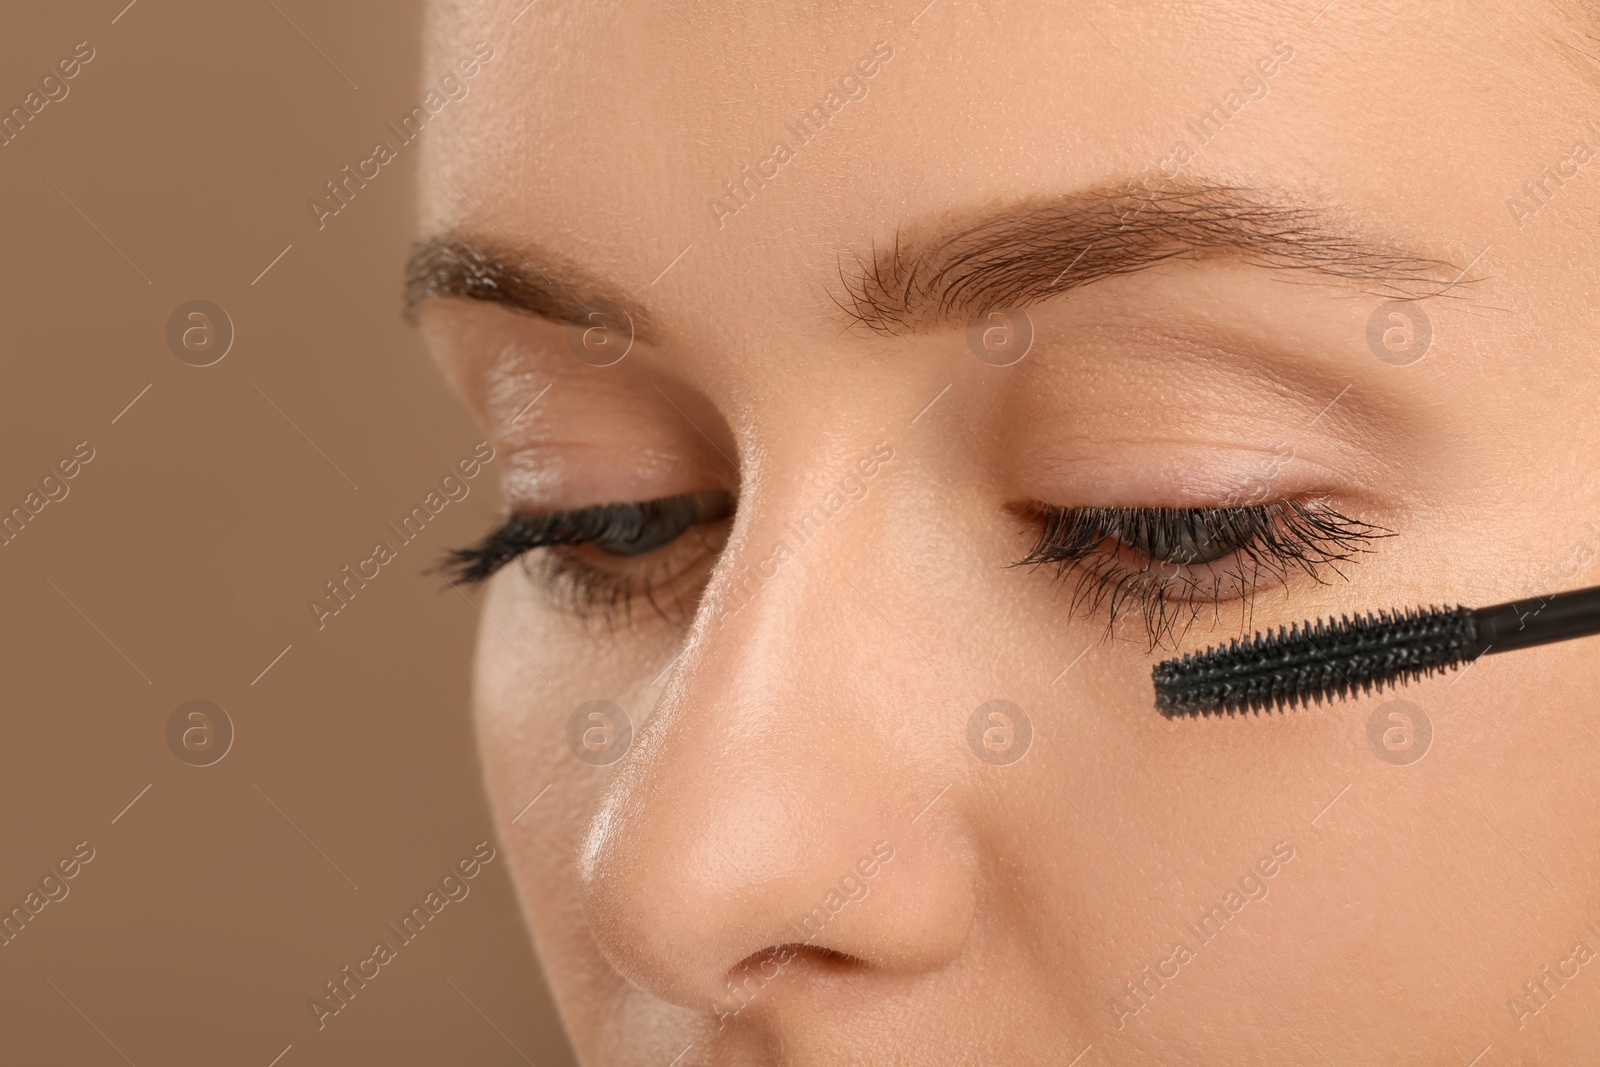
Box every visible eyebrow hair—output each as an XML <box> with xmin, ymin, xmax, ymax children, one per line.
<box><xmin>403</xmin><ymin>235</ymin><xmax>657</xmax><ymax>343</ymax></box>
<box><xmin>835</xmin><ymin>182</ymin><xmax>1472</xmax><ymax>335</ymax></box>
<box><xmin>405</xmin><ymin>181</ymin><xmax>1471</xmax><ymax>343</ymax></box>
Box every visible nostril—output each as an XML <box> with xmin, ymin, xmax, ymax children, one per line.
<box><xmin>745</xmin><ymin>943</ymin><xmax>861</xmax><ymax>972</ymax></box>
<box><xmin>714</xmin><ymin>943</ymin><xmax>869</xmax><ymax>1022</ymax></box>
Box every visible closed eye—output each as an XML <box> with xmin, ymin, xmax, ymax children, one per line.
<box><xmin>440</xmin><ymin>490</ymin><xmax>734</xmax><ymax>627</ymax></box>
<box><xmin>1013</xmin><ymin>500</ymin><xmax>1391</xmax><ymax>648</ymax></box>
<box><xmin>442</xmin><ymin>490</ymin><xmax>734</xmax><ymax>584</ymax></box>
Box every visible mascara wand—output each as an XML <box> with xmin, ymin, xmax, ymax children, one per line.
<box><xmin>1152</xmin><ymin>582</ymin><xmax>1600</xmax><ymax>718</ymax></box>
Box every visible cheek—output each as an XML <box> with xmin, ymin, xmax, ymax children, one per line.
<box><xmin>473</xmin><ymin>575</ymin><xmax>590</xmax><ymax>897</ymax></box>
<box><xmin>470</xmin><ymin>569</ymin><xmax>677</xmax><ymax>1008</ymax></box>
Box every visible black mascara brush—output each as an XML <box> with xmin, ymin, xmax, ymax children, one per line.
<box><xmin>1152</xmin><ymin>583</ymin><xmax>1600</xmax><ymax>718</ymax></box>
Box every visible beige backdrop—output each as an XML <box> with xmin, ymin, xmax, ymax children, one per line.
<box><xmin>0</xmin><ymin>3</ymin><xmax>578</xmax><ymax>1063</ymax></box>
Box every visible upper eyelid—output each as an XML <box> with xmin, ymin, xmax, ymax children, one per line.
<box><xmin>441</xmin><ymin>492</ymin><xmax>733</xmax><ymax>584</ymax></box>
<box><xmin>1017</xmin><ymin>500</ymin><xmax>1389</xmax><ymax>643</ymax></box>
<box><xmin>1020</xmin><ymin>501</ymin><xmax>1388</xmax><ymax>558</ymax></box>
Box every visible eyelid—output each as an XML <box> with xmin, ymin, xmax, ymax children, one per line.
<box><xmin>1015</xmin><ymin>500</ymin><xmax>1391</xmax><ymax>648</ymax></box>
<box><xmin>440</xmin><ymin>490</ymin><xmax>734</xmax><ymax>585</ymax></box>
<box><xmin>591</xmin><ymin>491</ymin><xmax>734</xmax><ymax>556</ymax></box>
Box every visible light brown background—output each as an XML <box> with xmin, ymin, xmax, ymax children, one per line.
<box><xmin>0</xmin><ymin>3</ymin><xmax>578</xmax><ymax>1063</ymax></box>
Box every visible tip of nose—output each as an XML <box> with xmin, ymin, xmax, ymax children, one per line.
<box><xmin>576</xmin><ymin>713</ymin><xmax>979</xmax><ymax>1011</ymax></box>
<box><xmin>581</xmin><ymin>864</ymin><xmax>750</xmax><ymax>1007</ymax></box>
<box><xmin>578</xmin><ymin>806</ymin><xmax>741</xmax><ymax>1004</ymax></box>
<box><xmin>581</xmin><ymin>814</ymin><xmax>978</xmax><ymax>1012</ymax></box>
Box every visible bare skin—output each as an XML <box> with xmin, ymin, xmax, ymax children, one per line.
<box><xmin>413</xmin><ymin>2</ymin><xmax>1600</xmax><ymax>1063</ymax></box>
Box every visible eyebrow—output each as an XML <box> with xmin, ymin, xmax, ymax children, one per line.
<box><xmin>403</xmin><ymin>236</ymin><xmax>658</xmax><ymax>343</ymax></box>
<box><xmin>837</xmin><ymin>181</ymin><xmax>1471</xmax><ymax>335</ymax></box>
<box><xmin>404</xmin><ymin>180</ymin><xmax>1469</xmax><ymax>340</ymax></box>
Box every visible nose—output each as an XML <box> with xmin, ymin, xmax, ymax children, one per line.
<box><xmin>577</xmin><ymin>462</ymin><xmax>979</xmax><ymax>1014</ymax></box>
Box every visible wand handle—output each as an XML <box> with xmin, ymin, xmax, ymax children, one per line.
<box><xmin>1471</xmin><ymin>583</ymin><xmax>1600</xmax><ymax>656</ymax></box>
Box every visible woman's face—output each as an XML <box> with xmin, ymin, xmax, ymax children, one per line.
<box><xmin>414</xmin><ymin>2</ymin><xmax>1600</xmax><ymax>1063</ymax></box>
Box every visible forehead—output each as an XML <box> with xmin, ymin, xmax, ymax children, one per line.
<box><xmin>418</xmin><ymin>0</ymin><xmax>1574</xmax><ymax>336</ymax></box>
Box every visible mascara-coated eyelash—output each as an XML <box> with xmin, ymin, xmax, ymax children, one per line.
<box><xmin>1014</xmin><ymin>500</ymin><xmax>1391</xmax><ymax>648</ymax></box>
<box><xmin>442</xmin><ymin>490</ymin><xmax>734</xmax><ymax>585</ymax></box>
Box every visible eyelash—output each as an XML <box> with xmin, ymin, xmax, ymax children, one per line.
<box><xmin>1014</xmin><ymin>500</ymin><xmax>1390</xmax><ymax>647</ymax></box>
<box><xmin>444</xmin><ymin>494</ymin><xmax>1388</xmax><ymax>644</ymax></box>
<box><xmin>441</xmin><ymin>491</ymin><xmax>734</xmax><ymax>624</ymax></box>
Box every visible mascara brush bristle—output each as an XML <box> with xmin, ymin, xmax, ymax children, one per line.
<box><xmin>1152</xmin><ymin>604</ymin><xmax>1477</xmax><ymax>718</ymax></box>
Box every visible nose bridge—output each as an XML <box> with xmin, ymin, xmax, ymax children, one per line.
<box><xmin>683</xmin><ymin>434</ymin><xmax>913</xmax><ymax>766</ymax></box>
<box><xmin>701</xmin><ymin>438</ymin><xmax>898</xmax><ymax>635</ymax></box>
<box><xmin>578</xmin><ymin>437</ymin><xmax>976</xmax><ymax>1008</ymax></box>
